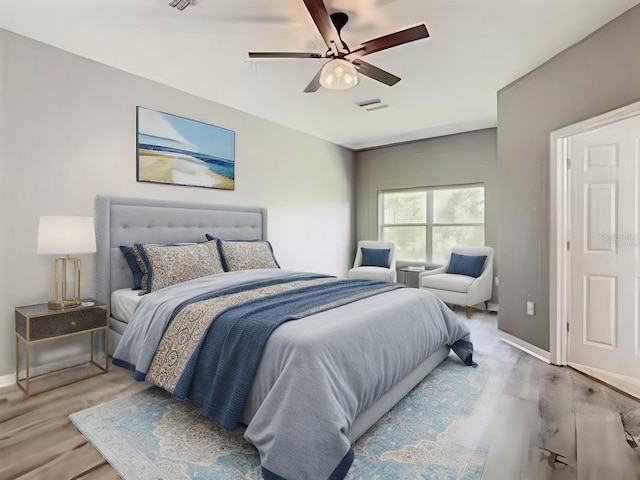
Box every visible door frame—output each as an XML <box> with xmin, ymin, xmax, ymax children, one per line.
<box><xmin>549</xmin><ymin>100</ymin><xmax>640</xmax><ymax>365</ymax></box>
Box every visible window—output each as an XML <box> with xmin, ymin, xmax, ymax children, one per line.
<box><xmin>380</xmin><ymin>185</ymin><xmax>484</xmax><ymax>264</ymax></box>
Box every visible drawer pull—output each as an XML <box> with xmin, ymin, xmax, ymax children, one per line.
<box><xmin>71</xmin><ymin>321</ymin><xmax>76</xmax><ymax>326</ymax></box>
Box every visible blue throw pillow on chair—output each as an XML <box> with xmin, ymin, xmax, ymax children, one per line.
<box><xmin>446</xmin><ymin>252</ymin><xmax>487</xmax><ymax>278</ymax></box>
<box><xmin>360</xmin><ymin>247</ymin><xmax>390</xmax><ymax>268</ymax></box>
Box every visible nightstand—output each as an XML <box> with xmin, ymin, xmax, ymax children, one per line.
<box><xmin>15</xmin><ymin>299</ymin><xmax>108</xmax><ymax>396</ymax></box>
<box><xmin>399</xmin><ymin>266</ymin><xmax>426</xmax><ymax>287</ymax></box>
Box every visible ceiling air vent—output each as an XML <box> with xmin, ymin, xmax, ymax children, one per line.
<box><xmin>356</xmin><ymin>98</ymin><xmax>389</xmax><ymax>111</ymax></box>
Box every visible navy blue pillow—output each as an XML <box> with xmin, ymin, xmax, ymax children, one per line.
<box><xmin>120</xmin><ymin>245</ymin><xmax>143</xmax><ymax>290</ymax></box>
<box><xmin>446</xmin><ymin>252</ymin><xmax>487</xmax><ymax>278</ymax></box>
<box><xmin>360</xmin><ymin>247</ymin><xmax>390</xmax><ymax>268</ymax></box>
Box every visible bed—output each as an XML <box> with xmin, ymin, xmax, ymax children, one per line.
<box><xmin>95</xmin><ymin>195</ymin><xmax>474</xmax><ymax>480</ymax></box>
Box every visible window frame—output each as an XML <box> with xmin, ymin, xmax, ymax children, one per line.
<box><xmin>378</xmin><ymin>183</ymin><xmax>485</xmax><ymax>263</ymax></box>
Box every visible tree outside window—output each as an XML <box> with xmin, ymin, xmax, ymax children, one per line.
<box><xmin>380</xmin><ymin>185</ymin><xmax>484</xmax><ymax>263</ymax></box>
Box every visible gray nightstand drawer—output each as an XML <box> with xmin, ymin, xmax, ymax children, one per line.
<box><xmin>15</xmin><ymin>303</ymin><xmax>107</xmax><ymax>341</ymax></box>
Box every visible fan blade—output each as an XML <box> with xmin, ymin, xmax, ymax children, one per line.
<box><xmin>347</xmin><ymin>24</ymin><xmax>429</xmax><ymax>59</ymax></box>
<box><xmin>303</xmin><ymin>68</ymin><xmax>323</xmax><ymax>93</ymax></box>
<box><xmin>352</xmin><ymin>59</ymin><xmax>400</xmax><ymax>86</ymax></box>
<box><xmin>249</xmin><ymin>52</ymin><xmax>323</xmax><ymax>59</ymax></box>
<box><xmin>302</xmin><ymin>0</ymin><xmax>343</xmax><ymax>49</ymax></box>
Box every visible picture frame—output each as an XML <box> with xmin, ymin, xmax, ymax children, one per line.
<box><xmin>136</xmin><ymin>106</ymin><xmax>235</xmax><ymax>190</ymax></box>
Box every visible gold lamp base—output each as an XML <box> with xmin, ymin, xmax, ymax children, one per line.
<box><xmin>49</xmin><ymin>256</ymin><xmax>82</xmax><ymax>310</ymax></box>
<box><xmin>48</xmin><ymin>299</ymin><xmax>81</xmax><ymax>310</ymax></box>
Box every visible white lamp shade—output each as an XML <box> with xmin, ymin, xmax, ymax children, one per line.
<box><xmin>37</xmin><ymin>216</ymin><xmax>97</xmax><ymax>255</ymax></box>
<box><xmin>319</xmin><ymin>59</ymin><xmax>359</xmax><ymax>90</ymax></box>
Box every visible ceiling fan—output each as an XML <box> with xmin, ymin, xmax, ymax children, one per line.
<box><xmin>248</xmin><ymin>0</ymin><xmax>429</xmax><ymax>93</ymax></box>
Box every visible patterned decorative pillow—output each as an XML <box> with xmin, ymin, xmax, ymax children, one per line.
<box><xmin>121</xmin><ymin>243</ymin><xmax>197</xmax><ymax>291</ymax></box>
<box><xmin>206</xmin><ymin>234</ymin><xmax>280</xmax><ymax>271</ymax></box>
<box><xmin>134</xmin><ymin>245</ymin><xmax>150</xmax><ymax>292</ymax></box>
<box><xmin>137</xmin><ymin>240</ymin><xmax>224</xmax><ymax>293</ymax></box>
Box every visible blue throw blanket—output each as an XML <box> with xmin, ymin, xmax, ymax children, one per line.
<box><xmin>173</xmin><ymin>277</ymin><xmax>405</xmax><ymax>430</ymax></box>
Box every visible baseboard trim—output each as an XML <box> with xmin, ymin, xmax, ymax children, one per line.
<box><xmin>0</xmin><ymin>373</ymin><xmax>14</xmax><ymax>388</ymax></box>
<box><xmin>569</xmin><ymin>362</ymin><xmax>640</xmax><ymax>400</ymax></box>
<box><xmin>500</xmin><ymin>331</ymin><xmax>551</xmax><ymax>364</ymax></box>
<box><xmin>0</xmin><ymin>353</ymin><xmax>103</xmax><ymax>390</ymax></box>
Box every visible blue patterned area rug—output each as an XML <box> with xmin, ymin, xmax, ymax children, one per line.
<box><xmin>70</xmin><ymin>353</ymin><xmax>498</xmax><ymax>480</ymax></box>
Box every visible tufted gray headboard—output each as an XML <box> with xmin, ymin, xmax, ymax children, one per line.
<box><xmin>95</xmin><ymin>195</ymin><xmax>267</xmax><ymax>322</ymax></box>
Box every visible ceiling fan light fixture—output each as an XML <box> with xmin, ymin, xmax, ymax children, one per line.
<box><xmin>320</xmin><ymin>59</ymin><xmax>359</xmax><ymax>90</ymax></box>
<box><xmin>169</xmin><ymin>0</ymin><xmax>191</xmax><ymax>11</ymax></box>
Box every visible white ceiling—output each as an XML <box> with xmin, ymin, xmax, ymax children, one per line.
<box><xmin>1</xmin><ymin>0</ymin><xmax>639</xmax><ymax>150</ymax></box>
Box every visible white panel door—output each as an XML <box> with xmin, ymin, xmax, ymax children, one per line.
<box><xmin>569</xmin><ymin>116</ymin><xmax>640</xmax><ymax>381</ymax></box>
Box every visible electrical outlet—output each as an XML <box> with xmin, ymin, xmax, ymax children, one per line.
<box><xmin>526</xmin><ymin>300</ymin><xmax>535</xmax><ymax>316</ymax></box>
<box><xmin>494</xmin><ymin>276</ymin><xmax>499</xmax><ymax>287</ymax></box>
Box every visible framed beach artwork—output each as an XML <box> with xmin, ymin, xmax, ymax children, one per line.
<box><xmin>136</xmin><ymin>107</ymin><xmax>235</xmax><ymax>190</ymax></box>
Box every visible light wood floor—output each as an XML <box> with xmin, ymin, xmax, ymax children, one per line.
<box><xmin>0</xmin><ymin>311</ymin><xmax>638</xmax><ymax>480</ymax></box>
<box><xmin>0</xmin><ymin>368</ymin><xmax>147</xmax><ymax>480</ymax></box>
<box><xmin>468</xmin><ymin>312</ymin><xmax>640</xmax><ymax>480</ymax></box>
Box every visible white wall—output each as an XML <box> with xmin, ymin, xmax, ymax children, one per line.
<box><xmin>0</xmin><ymin>30</ymin><xmax>355</xmax><ymax>377</ymax></box>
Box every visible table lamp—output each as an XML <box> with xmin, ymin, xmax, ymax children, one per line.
<box><xmin>37</xmin><ymin>216</ymin><xmax>96</xmax><ymax>309</ymax></box>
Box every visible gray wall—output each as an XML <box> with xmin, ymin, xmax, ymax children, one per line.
<box><xmin>0</xmin><ymin>30</ymin><xmax>8</xmax><ymax>377</ymax></box>
<box><xmin>0</xmin><ymin>30</ymin><xmax>355</xmax><ymax>377</ymax></box>
<box><xmin>355</xmin><ymin>129</ymin><xmax>499</xmax><ymax>302</ymax></box>
<box><xmin>497</xmin><ymin>5</ymin><xmax>640</xmax><ymax>350</ymax></box>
